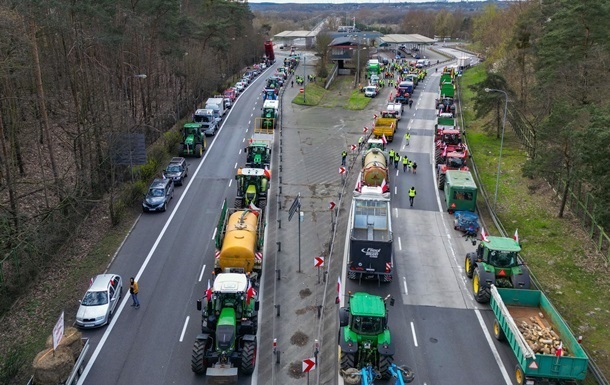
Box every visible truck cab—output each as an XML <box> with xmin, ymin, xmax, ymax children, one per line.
<box><xmin>194</xmin><ymin>109</ymin><xmax>220</xmax><ymax>136</ymax></box>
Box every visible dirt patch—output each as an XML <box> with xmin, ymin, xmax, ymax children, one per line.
<box><xmin>290</xmin><ymin>331</ymin><xmax>309</xmax><ymax>347</ymax></box>
<box><xmin>299</xmin><ymin>288</ymin><xmax>312</xmax><ymax>298</ymax></box>
<box><xmin>288</xmin><ymin>361</ymin><xmax>306</xmax><ymax>379</ymax></box>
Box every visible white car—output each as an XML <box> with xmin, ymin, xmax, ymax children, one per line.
<box><xmin>235</xmin><ymin>82</ymin><xmax>245</xmax><ymax>93</ymax></box>
<box><xmin>76</xmin><ymin>274</ymin><xmax>122</xmax><ymax>328</ymax></box>
<box><xmin>364</xmin><ymin>86</ymin><xmax>378</xmax><ymax>98</ymax></box>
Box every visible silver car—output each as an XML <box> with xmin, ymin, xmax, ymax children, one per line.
<box><xmin>76</xmin><ymin>274</ymin><xmax>122</xmax><ymax>328</ymax></box>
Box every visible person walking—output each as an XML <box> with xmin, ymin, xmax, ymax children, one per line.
<box><xmin>130</xmin><ymin>277</ymin><xmax>140</xmax><ymax>308</ymax></box>
<box><xmin>404</xmin><ymin>132</ymin><xmax>410</xmax><ymax>146</ymax></box>
<box><xmin>358</xmin><ymin>136</ymin><xmax>364</xmax><ymax>150</ymax></box>
<box><xmin>291</xmin><ymin>80</ymin><xmax>294</xmax><ymax>88</ymax></box>
<box><xmin>408</xmin><ymin>186</ymin><xmax>417</xmax><ymax>207</ymax></box>
<box><xmin>412</xmin><ymin>162</ymin><xmax>418</xmax><ymax>174</ymax></box>
<box><xmin>341</xmin><ymin>151</ymin><xmax>347</xmax><ymax>166</ymax></box>
<box><xmin>393</xmin><ymin>152</ymin><xmax>400</xmax><ymax>169</ymax></box>
<box><xmin>402</xmin><ymin>154</ymin><xmax>409</xmax><ymax>172</ymax></box>
<box><xmin>388</xmin><ymin>149</ymin><xmax>395</xmax><ymax>162</ymax></box>
<box><xmin>409</xmin><ymin>98</ymin><xmax>413</xmax><ymax>109</ymax></box>
<box><xmin>408</xmin><ymin>159</ymin><xmax>414</xmax><ymax>173</ymax></box>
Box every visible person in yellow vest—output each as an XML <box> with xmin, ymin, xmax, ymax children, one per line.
<box><xmin>408</xmin><ymin>159</ymin><xmax>414</xmax><ymax>173</ymax></box>
<box><xmin>408</xmin><ymin>186</ymin><xmax>416</xmax><ymax>207</ymax></box>
<box><xmin>404</xmin><ymin>132</ymin><xmax>411</xmax><ymax>146</ymax></box>
<box><xmin>402</xmin><ymin>155</ymin><xmax>409</xmax><ymax>172</ymax></box>
<box><xmin>389</xmin><ymin>149</ymin><xmax>395</xmax><ymax>161</ymax></box>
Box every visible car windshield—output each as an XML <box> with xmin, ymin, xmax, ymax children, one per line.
<box><xmin>82</xmin><ymin>290</ymin><xmax>108</xmax><ymax>306</ymax></box>
<box><xmin>166</xmin><ymin>165</ymin><xmax>182</xmax><ymax>173</ymax></box>
<box><xmin>352</xmin><ymin>316</ymin><xmax>383</xmax><ymax>335</ymax></box>
<box><xmin>149</xmin><ymin>188</ymin><xmax>164</xmax><ymax>198</ymax></box>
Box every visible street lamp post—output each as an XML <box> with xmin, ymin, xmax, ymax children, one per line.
<box><xmin>484</xmin><ymin>87</ymin><xmax>508</xmax><ymax>209</ymax></box>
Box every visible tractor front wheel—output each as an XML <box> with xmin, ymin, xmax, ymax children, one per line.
<box><xmin>473</xmin><ymin>267</ymin><xmax>491</xmax><ymax>303</ymax></box>
<box><xmin>240</xmin><ymin>340</ymin><xmax>256</xmax><ymax>374</ymax></box>
<box><xmin>195</xmin><ymin>144</ymin><xmax>203</xmax><ymax>158</ymax></box>
<box><xmin>340</xmin><ymin>352</ymin><xmax>355</xmax><ymax>370</ymax></box>
<box><xmin>464</xmin><ymin>254</ymin><xmax>475</xmax><ymax>278</ymax></box>
<box><xmin>438</xmin><ymin>173</ymin><xmax>446</xmax><ymax>190</ymax></box>
<box><xmin>515</xmin><ymin>364</ymin><xmax>525</xmax><ymax>385</ymax></box>
<box><xmin>191</xmin><ymin>339</ymin><xmax>208</xmax><ymax>374</ymax></box>
<box><xmin>178</xmin><ymin>143</ymin><xmax>185</xmax><ymax>155</ymax></box>
<box><xmin>378</xmin><ymin>355</ymin><xmax>394</xmax><ymax>379</ymax></box>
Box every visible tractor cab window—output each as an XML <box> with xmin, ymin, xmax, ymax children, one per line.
<box><xmin>486</xmin><ymin>249</ymin><xmax>517</xmax><ymax>268</ymax></box>
<box><xmin>447</xmin><ymin>156</ymin><xmax>464</xmax><ymax>168</ymax></box>
<box><xmin>443</xmin><ymin>134</ymin><xmax>459</xmax><ymax>145</ymax></box>
<box><xmin>352</xmin><ymin>316</ymin><xmax>383</xmax><ymax>335</ymax></box>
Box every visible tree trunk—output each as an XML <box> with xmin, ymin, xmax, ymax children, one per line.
<box><xmin>0</xmin><ymin>108</ymin><xmax>19</xmax><ymax>231</ymax></box>
<box><xmin>558</xmin><ymin>177</ymin><xmax>570</xmax><ymax>218</ymax></box>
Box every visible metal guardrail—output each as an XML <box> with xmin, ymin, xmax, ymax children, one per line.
<box><xmin>455</xmin><ymin>69</ymin><xmax>609</xmax><ymax>385</ymax></box>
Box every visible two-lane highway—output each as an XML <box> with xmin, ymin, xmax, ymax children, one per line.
<box><xmin>77</xmin><ymin>60</ymin><xmax>282</xmax><ymax>385</ymax></box>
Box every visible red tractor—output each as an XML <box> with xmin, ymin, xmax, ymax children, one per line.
<box><xmin>435</xmin><ymin>128</ymin><xmax>466</xmax><ymax>159</ymax></box>
<box><xmin>437</xmin><ymin>150</ymin><xmax>469</xmax><ymax>190</ymax></box>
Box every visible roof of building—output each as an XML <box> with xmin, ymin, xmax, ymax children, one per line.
<box><xmin>379</xmin><ymin>34</ymin><xmax>436</xmax><ymax>44</ymax></box>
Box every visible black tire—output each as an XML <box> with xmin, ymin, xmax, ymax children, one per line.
<box><xmin>235</xmin><ymin>197</ymin><xmax>243</xmax><ymax>209</ymax></box>
<box><xmin>493</xmin><ymin>319</ymin><xmax>505</xmax><ymax>341</ymax></box>
<box><xmin>438</xmin><ymin>173</ymin><xmax>446</xmax><ymax>190</ymax></box>
<box><xmin>195</xmin><ymin>144</ymin><xmax>203</xmax><ymax>158</ymax></box>
<box><xmin>191</xmin><ymin>339</ymin><xmax>207</xmax><ymax>374</ymax></box>
<box><xmin>340</xmin><ymin>352</ymin><xmax>355</xmax><ymax>370</ymax></box>
<box><xmin>473</xmin><ymin>267</ymin><xmax>491</xmax><ymax>303</ymax></box>
<box><xmin>178</xmin><ymin>143</ymin><xmax>185</xmax><ymax>155</ymax></box>
<box><xmin>259</xmin><ymin>199</ymin><xmax>267</xmax><ymax>211</ymax></box>
<box><xmin>379</xmin><ymin>355</ymin><xmax>394</xmax><ymax>379</ymax></box>
<box><xmin>240</xmin><ymin>340</ymin><xmax>256</xmax><ymax>374</ymax></box>
<box><xmin>464</xmin><ymin>254</ymin><xmax>475</xmax><ymax>278</ymax></box>
<box><xmin>162</xmin><ymin>203</ymin><xmax>167</xmax><ymax>212</ymax></box>
<box><xmin>435</xmin><ymin>149</ymin><xmax>443</xmax><ymax>164</ymax></box>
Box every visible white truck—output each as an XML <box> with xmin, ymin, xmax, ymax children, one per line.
<box><xmin>457</xmin><ymin>56</ymin><xmax>472</xmax><ymax>70</ymax></box>
<box><xmin>205</xmin><ymin>97</ymin><xmax>226</xmax><ymax>121</ymax></box>
<box><xmin>386</xmin><ymin>102</ymin><xmax>403</xmax><ymax>120</ymax></box>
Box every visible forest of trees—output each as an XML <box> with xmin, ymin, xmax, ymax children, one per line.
<box><xmin>0</xmin><ymin>0</ymin><xmax>266</xmax><ymax>315</ymax></box>
<box><xmin>469</xmin><ymin>0</ymin><xmax>610</xmax><ymax>228</ymax></box>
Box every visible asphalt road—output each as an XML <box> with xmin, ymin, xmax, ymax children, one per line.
<box><xmin>341</xmin><ymin>49</ymin><xmax>523</xmax><ymax>385</ymax></box>
<box><xmin>76</xmin><ymin>59</ymin><xmax>282</xmax><ymax>385</ymax></box>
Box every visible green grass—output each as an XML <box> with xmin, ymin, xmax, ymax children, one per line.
<box><xmin>291</xmin><ymin>83</ymin><xmax>326</xmax><ymax>106</ymax></box>
<box><xmin>346</xmin><ymin>90</ymin><xmax>370</xmax><ymax>110</ymax></box>
<box><xmin>460</xmin><ymin>66</ymin><xmax>610</xmax><ymax>380</ymax></box>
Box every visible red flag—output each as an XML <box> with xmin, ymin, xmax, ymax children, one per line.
<box><xmin>247</xmin><ymin>285</ymin><xmax>256</xmax><ymax>305</ymax></box>
<box><xmin>335</xmin><ymin>276</ymin><xmax>341</xmax><ymax>304</ymax></box>
<box><xmin>556</xmin><ymin>341</ymin><xmax>563</xmax><ymax>357</ymax></box>
<box><xmin>381</xmin><ymin>178</ymin><xmax>389</xmax><ymax>193</ymax></box>
<box><xmin>481</xmin><ymin>228</ymin><xmax>490</xmax><ymax>242</ymax></box>
<box><xmin>205</xmin><ymin>279</ymin><xmax>213</xmax><ymax>301</ymax></box>
<box><xmin>381</xmin><ymin>134</ymin><xmax>388</xmax><ymax>145</ymax></box>
<box><xmin>513</xmin><ymin>229</ymin><xmax>519</xmax><ymax>244</ymax></box>
<box><xmin>264</xmin><ymin>166</ymin><xmax>271</xmax><ymax>180</ymax></box>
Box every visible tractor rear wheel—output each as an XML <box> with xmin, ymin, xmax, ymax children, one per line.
<box><xmin>438</xmin><ymin>173</ymin><xmax>446</xmax><ymax>190</ymax></box>
<box><xmin>379</xmin><ymin>355</ymin><xmax>394</xmax><ymax>379</ymax></box>
<box><xmin>435</xmin><ymin>149</ymin><xmax>443</xmax><ymax>165</ymax></box>
<box><xmin>515</xmin><ymin>364</ymin><xmax>525</xmax><ymax>385</ymax></box>
<box><xmin>240</xmin><ymin>340</ymin><xmax>256</xmax><ymax>374</ymax></box>
<box><xmin>464</xmin><ymin>254</ymin><xmax>475</xmax><ymax>278</ymax></box>
<box><xmin>259</xmin><ymin>199</ymin><xmax>267</xmax><ymax>211</ymax></box>
<box><xmin>178</xmin><ymin>143</ymin><xmax>185</xmax><ymax>155</ymax></box>
<box><xmin>191</xmin><ymin>339</ymin><xmax>208</xmax><ymax>374</ymax></box>
<box><xmin>473</xmin><ymin>267</ymin><xmax>491</xmax><ymax>303</ymax></box>
<box><xmin>493</xmin><ymin>319</ymin><xmax>505</xmax><ymax>341</ymax></box>
<box><xmin>195</xmin><ymin>144</ymin><xmax>203</xmax><ymax>158</ymax></box>
<box><xmin>340</xmin><ymin>352</ymin><xmax>355</xmax><ymax>370</ymax></box>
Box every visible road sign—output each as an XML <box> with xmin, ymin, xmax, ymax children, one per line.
<box><xmin>339</xmin><ymin>166</ymin><xmax>346</xmax><ymax>174</ymax></box>
<box><xmin>314</xmin><ymin>256</ymin><xmax>324</xmax><ymax>267</ymax></box>
<box><xmin>300</xmin><ymin>88</ymin><xmax>304</xmax><ymax>93</ymax></box>
<box><xmin>328</xmin><ymin>201</ymin><xmax>336</xmax><ymax>210</ymax></box>
<box><xmin>363</xmin><ymin>126</ymin><xmax>368</xmax><ymax>133</ymax></box>
<box><xmin>350</xmin><ymin>144</ymin><xmax>357</xmax><ymax>151</ymax></box>
<box><xmin>52</xmin><ymin>311</ymin><xmax>65</xmax><ymax>351</ymax></box>
<box><xmin>302</xmin><ymin>357</ymin><xmax>316</xmax><ymax>372</ymax></box>
<box><xmin>288</xmin><ymin>193</ymin><xmax>301</xmax><ymax>222</ymax></box>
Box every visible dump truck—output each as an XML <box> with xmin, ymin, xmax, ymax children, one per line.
<box><xmin>372</xmin><ymin>116</ymin><xmax>397</xmax><ymax>142</ymax></box>
<box><xmin>339</xmin><ymin>292</ymin><xmax>396</xmax><ymax>379</ymax></box>
<box><xmin>214</xmin><ymin>200</ymin><xmax>264</xmax><ymax>282</ymax></box>
<box><xmin>264</xmin><ymin>40</ymin><xmax>275</xmax><ymax>63</ymax></box>
<box><xmin>490</xmin><ymin>286</ymin><xmax>588</xmax><ymax>385</ymax></box>
<box><xmin>347</xmin><ymin>186</ymin><xmax>393</xmax><ymax>282</ymax></box>
<box><xmin>464</xmin><ymin>235</ymin><xmax>531</xmax><ymax>303</ymax></box>
<box><xmin>192</xmin><ymin>273</ymin><xmax>259</xmax><ymax>383</ymax></box>
<box><xmin>235</xmin><ymin>168</ymin><xmax>269</xmax><ymax>210</ymax></box>
<box><xmin>179</xmin><ymin>123</ymin><xmax>207</xmax><ymax>158</ymax></box>
<box><xmin>444</xmin><ymin>170</ymin><xmax>477</xmax><ymax>213</ymax></box>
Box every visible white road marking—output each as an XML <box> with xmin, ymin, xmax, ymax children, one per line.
<box><xmin>394</xmin><ymin>208</ymin><xmax>398</xmax><ymax>218</ymax></box>
<box><xmin>179</xmin><ymin>316</ymin><xmax>190</xmax><ymax>342</ymax></box>
<box><xmin>198</xmin><ymin>264</ymin><xmax>207</xmax><ymax>282</ymax></box>
<box><xmin>243</xmin><ymin>137</ymin><xmax>245</xmax><ymax>142</ymax></box>
<box><xmin>410</xmin><ymin>322</ymin><xmax>418</xmax><ymax>347</ymax></box>
<box><xmin>396</xmin><ymin>169</ymin><xmax>399</xmax><ymax>177</ymax></box>
<box><xmin>229</xmin><ymin>179</ymin><xmax>233</xmax><ymax>187</ymax></box>
<box><xmin>248</xmin><ymin>120</ymin><xmax>251</xmax><ymax>126</ymax></box>
<box><xmin>234</xmin><ymin>162</ymin><xmax>238</xmax><ymax>169</ymax></box>
<box><xmin>398</xmin><ymin>237</ymin><xmax>402</xmax><ymax>251</ymax></box>
<box><xmin>246</xmin><ymin>128</ymin><xmax>249</xmax><ymax>133</ymax></box>
<box><xmin>475</xmin><ymin>309</ymin><xmax>513</xmax><ymax>385</ymax></box>
<box><xmin>394</xmin><ymin>186</ymin><xmax>397</xmax><ymax>195</ymax></box>
<box><xmin>403</xmin><ymin>277</ymin><xmax>408</xmax><ymax>295</ymax></box>
<box><xmin>212</xmin><ymin>228</ymin><xmax>217</xmax><ymax>241</ymax></box>
<box><xmin>239</xmin><ymin>149</ymin><xmax>242</xmax><ymax>155</ymax></box>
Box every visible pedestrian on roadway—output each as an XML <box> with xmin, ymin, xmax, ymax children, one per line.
<box><xmin>358</xmin><ymin>136</ymin><xmax>364</xmax><ymax>150</ymax></box>
<box><xmin>341</xmin><ymin>151</ymin><xmax>347</xmax><ymax>166</ymax></box>
<box><xmin>388</xmin><ymin>149</ymin><xmax>395</xmax><ymax>161</ymax></box>
<box><xmin>291</xmin><ymin>80</ymin><xmax>294</xmax><ymax>88</ymax></box>
<box><xmin>408</xmin><ymin>186</ymin><xmax>417</xmax><ymax>207</ymax></box>
<box><xmin>408</xmin><ymin>159</ymin><xmax>414</xmax><ymax>173</ymax></box>
<box><xmin>402</xmin><ymin>155</ymin><xmax>409</xmax><ymax>172</ymax></box>
<box><xmin>130</xmin><ymin>277</ymin><xmax>140</xmax><ymax>308</ymax></box>
<box><xmin>404</xmin><ymin>132</ymin><xmax>410</xmax><ymax>146</ymax></box>
<box><xmin>393</xmin><ymin>152</ymin><xmax>400</xmax><ymax>169</ymax></box>
<box><xmin>409</xmin><ymin>99</ymin><xmax>413</xmax><ymax>109</ymax></box>
<box><xmin>412</xmin><ymin>162</ymin><xmax>418</xmax><ymax>174</ymax></box>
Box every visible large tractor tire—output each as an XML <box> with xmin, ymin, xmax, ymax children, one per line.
<box><xmin>240</xmin><ymin>340</ymin><xmax>256</xmax><ymax>374</ymax></box>
<box><xmin>464</xmin><ymin>253</ymin><xmax>475</xmax><ymax>278</ymax></box>
<box><xmin>438</xmin><ymin>173</ymin><xmax>446</xmax><ymax>190</ymax></box>
<box><xmin>493</xmin><ymin>319</ymin><xmax>505</xmax><ymax>341</ymax></box>
<box><xmin>195</xmin><ymin>144</ymin><xmax>203</xmax><ymax>158</ymax></box>
<box><xmin>378</xmin><ymin>355</ymin><xmax>394</xmax><ymax>379</ymax></box>
<box><xmin>515</xmin><ymin>364</ymin><xmax>525</xmax><ymax>385</ymax></box>
<box><xmin>473</xmin><ymin>267</ymin><xmax>491</xmax><ymax>303</ymax></box>
<box><xmin>178</xmin><ymin>143</ymin><xmax>185</xmax><ymax>156</ymax></box>
<box><xmin>191</xmin><ymin>339</ymin><xmax>208</xmax><ymax>374</ymax></box>
<box><xmin>340</xmin><ymin>352</ymin><xmax>356</xmax><ymax>370</ymax></box>
<box><xmin>435</xmin><ymin>148</ymin><xmax>443</xmax><ymax>165</ymax></box>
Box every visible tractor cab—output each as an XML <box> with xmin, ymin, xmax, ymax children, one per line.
<box><xmin>366</xmin><ymin>139</ymin><xmax>385</xmax><ymax>151</ymax></box>
<box><xmin>445</xmin><ymin>152</ymin><xmax>468</xmax><ymax>169</ymax></box>
<box><xmin>245</xmin><ymin>142</ymin><xmax>271</xmax><ymax>168</ymax></box>
<box><xmin>437</xmin><ymin>129</ymin><xmax>462</xmax><ymax>145</ymax></box>
<box><xmin>476</xmin><ymin>238</ymin><xmax>520</xmax><ymax>269</ymax></box>
<box><xmin>235</xmin><ymin>168</ymin><xmax>269</xmax><ymax>209</ymax></box>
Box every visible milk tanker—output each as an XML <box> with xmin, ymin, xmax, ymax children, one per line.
<box><xmin>361</xmin><ymin>148</ymin><xmax>389</xmax><ymax>188</ymax></box>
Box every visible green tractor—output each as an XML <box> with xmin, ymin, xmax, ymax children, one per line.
<box><xmin>245</xmin><ymin>141</ymin><xmax>271</xmax><ymax>169</ymax></box>
<box><xmin>235</xmin><ymin>168</ymin><xmax>269</xmax><ymax>210</ymax></box>
<box><xmin>339</xmin><ymin>292</ymin><xmax>395</xmax><ymax>379</ymax></box>
<box><xmin>465</xmin><ymin>236</ymin><xmax>531</xmax><ymax>303</ymax></box>
<box><xmin>192</xmin><ymin>273</ymin><xmax>259</xmax><ymax>383</ymax></box>
<box><xmin>261</xmin><ymin>100</ymin><xmax>279</xmax><ymax>130</ymax></box>
<box><xmin>179</xmin><ymin>123</ymin><xmax>206</xmax><ymax>158</ymax></box>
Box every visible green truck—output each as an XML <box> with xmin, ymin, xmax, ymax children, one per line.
<box><xmin>490</xmin><ymin>286</ymin><xmax>588</xmax><ymax>385</ymax></box>
<box><xmin>444</xmin><ymin>170</ymin><xmax>477</xmax><ymax>213</ymax></box>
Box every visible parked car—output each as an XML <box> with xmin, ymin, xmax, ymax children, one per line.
<box><xmin>75</xmin><ymin>274</ymin><xmax>122</xmax><ymax>328</ymax></box>
<box><xmin>364</xmin><ymin>86</ymin><xmax>378</xmax><ymax>98</ymax></box>
<box><xmin>142</xmin><ymin>178</ymin><xmax>174</xmax><ymax>212</ymax></box>
<box><xmin>234</xmin><ymin>82</ymin><xmax>245</xmax><ymax>93</ymax></box>
<box><xmin>163</xmin><ymin>157</ymin><xmax>188</xmax><ymax>186</ymax></box>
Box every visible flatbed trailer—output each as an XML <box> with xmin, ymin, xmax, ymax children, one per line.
<box><xmin>490</xmin><ymin>286</ymin><xmax>588</xmax><ymax>385</ymax></box>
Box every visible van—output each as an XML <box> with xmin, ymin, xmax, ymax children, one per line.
<box><xmin>205</xmin><ymin>97</ymin><xmax>226</xmax><ymax>121</ymax></box>
<box><xmin>194</xmin><ymin>109</ymin><xmax>220</xmax><ymax>136</ymax></box>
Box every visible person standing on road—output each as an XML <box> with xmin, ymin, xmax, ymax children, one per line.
<box><xmin>412</xmin><ymin>162</ymin><xmax>418</xmax><ymax>174</ymax></box>
<box><xmin>409</xmin><ymin>98</ymin><xmax>414</xmax><ymax>109</ymax></box>
<box><xmin>358</xmin><ymin>136</ymin><xmax>364</xmax><ymax>150</ymax></box>
<box><xmin>291</xmin><ymin>80</ymin><xmax>294</xmax><ymax>88</ymax></box>
<box><xmin>402</xmin><ymin>154</ymin><xmax>409</xmax><ymax>172</ymax></box>
<box><xmin>408</xmin><ymin>159</ymin><xmax>414</xmax><ymax>173</ymax></box>
<box><xmin>404</xmin><ymin>132</ymin><xmax>410</xmax><ymax>146</ymax></box>
<box><xmin>341</xmin><ymin>151</ymin><xmax>347</xmax><ymax>166</ymax></box>
<box><xmin>408</xmin><ymin>186</ymin><xmax>417</xmax><ymax>207</ymax></box>
<box><xmin>388</xmin><ymin>149</ymin><xmax>395</xmax><ymax>162</ymax></box>
<box><xmin>130</xmin><ymin>277</ymin><xmax>140</xmax><ymax>308</ymax></box>
<box><xmin>393</xmin><ymin>152</ymin><xmax>400</xmax><ymax>169</ymax></box>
